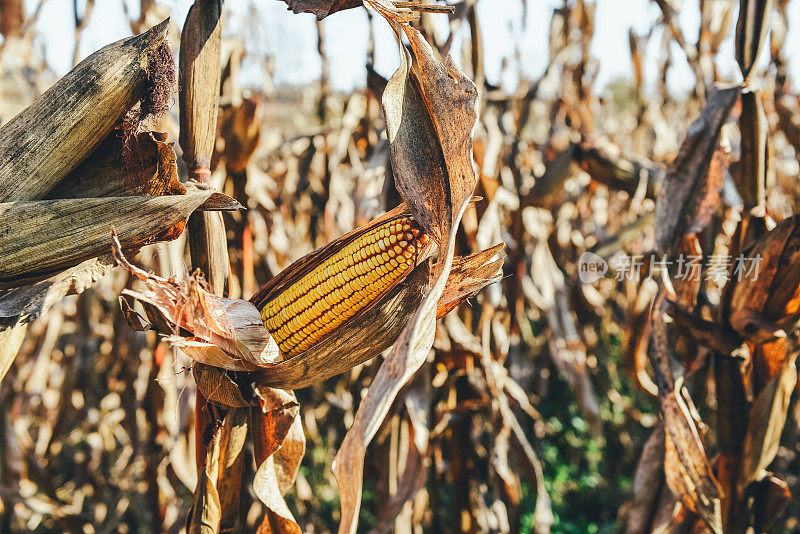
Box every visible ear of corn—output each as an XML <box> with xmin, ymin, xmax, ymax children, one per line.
<box><xmin>260</xmin><ymin>216</ymin><xmax>429</xmax><ymax>357</ymax></box>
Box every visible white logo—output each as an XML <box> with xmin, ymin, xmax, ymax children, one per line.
<box><xmin>578</xmin><ymin>252</ymin><xmax>608</xmax><ymax>283</ymax></box>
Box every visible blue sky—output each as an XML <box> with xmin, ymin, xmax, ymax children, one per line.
<box><xmin>24</xmin><ymin>0</ymin><xmax>800</xmax><ymax>95</ymax></box>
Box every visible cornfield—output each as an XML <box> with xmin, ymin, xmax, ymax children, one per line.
<box><xmin>1</xmin><ymin>0</ymin><xmax>800</xmax><ymax>533</ymax></box>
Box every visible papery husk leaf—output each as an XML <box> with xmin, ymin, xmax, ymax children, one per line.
<box><xmin>0</xmin><ymin>19</ymin><xmax>173</xmax><ymax>202</ymax></box>
<box><xmin>737</xmin><ymin>351</ymin><xmax>798</xmax><ymax>497</ymax></box>
<box><xmin>45</xmin><ymin>130</ymin><xmax>185</xmax><ymax>199</ymax></box>
<box><xmin>112</xmin><ymin>235</ymin><xmax>278</xmax><ymax>373</ymax></box>
<box><xmin>0</xmin><ymin>191</ymin><xmax>239</xmax><ymax>288</ymax></box>
<box><xmin>252</xmin><ymin>389</ymin><xmax>302</xmax><ymax>534</ymax></box>
<box><xmin>654</xmin><ymin>84</ymin><xmax>738</xmax><ymax>254</ymax></box>
<box><xmin>193</xmin><ymin>364</ymin><xmax>258</xmax><ymax>407</ymax></box>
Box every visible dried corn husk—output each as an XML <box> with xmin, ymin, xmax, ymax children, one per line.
<box><xmin>45</xmin><ymin>130</ymin><xmax>184</xmax><ymax>199</ymax></box>
<box><xmin>0</xmin><ymin>18</ymin><xmax>174</xmax><ymax>201</ymax></box>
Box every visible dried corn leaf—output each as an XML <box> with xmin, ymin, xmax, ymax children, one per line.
<box><xmin>187</xmin><ymin>408</ymin><xmax>226</xmax><ymax>534</ymax></box>
<box><xmin>624</xmin><ymin>425</ymin><xmax>666</xmax><ymax>534</ymax></box>
<box><xmin>332</xmin><ymin>21</ymin><xmax>478</xmax><ymax>534</ymax></box>
<box><xmin>735</xmin><ymin>89</ymin><xmax>769</xmax><ymax>210</ymax></box>
<box><xmin>252</xmin><ymin>389</ymin><xmax>302</xmax><ymax>534</ymax></box>
<box><xmin>651</xmin><ymin>310</ymin><xmax>723</xmax><ymax>534</ymax></box>
<box><xmin>202</xmin><ymin>408</ymin><xmax>248</xmax><ymax>532</ymax></box>
<box><xmin>737</xmin><ymin>352</ymin><xmax>798</xmax><ymax>497</ymax></box>
<box><xmin>0</xmin><ymin>256</ymin><xmax>114</xmax><ymax>323</ymax></box>
<box><xmin>279</xmin><ymin>0</ymin><xmax>363</xmax><ymax>20</ymax></box>
<box><xmin>654</xmin><ymin>84</ymin><xmax>738</xmax><ymax>254</ymax></box>
<box><xmin>575</xmin><ymin>140</ymin><xmax>664</xmax><ymax>198</ymax></box>
<box><xmin>728</xmin><ymin>213</ymin><xmax>800</xmax><ymax>341</ymax></box>
<box><xmin>735</xmin><ymin>0</ymin><xmax>773</xmax><ymax>79</ymax></box>
<box><xmin>179</xmin><ymin>0</ymin><xmax>223</xmax><ymax>180</ymax></box>
<box><xmin>437</xmin><ymin>243</ymin><xmax>504</xmax><ymax>318</ymax></box>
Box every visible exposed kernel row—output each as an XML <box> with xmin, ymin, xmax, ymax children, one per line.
<box><xmin>259</xmin><ymin>217</ymin><xmax>429</xmax><ymax>357</ymax></box>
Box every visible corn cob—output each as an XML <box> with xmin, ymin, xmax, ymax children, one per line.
<box><xmin>260</xmin><ymin>217</ymin><xmax>429</xmax><ymax>357</ymax></box>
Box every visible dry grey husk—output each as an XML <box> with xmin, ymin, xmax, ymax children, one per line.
<box><xmin>0</xmin><ymin>191</ymin><xmax>238</xmax><ymax>288</ymax></box>
<box><xmin>0</xmin><ymin>18</ymin><xmax>173</xmax><ymax>202</ymax></box>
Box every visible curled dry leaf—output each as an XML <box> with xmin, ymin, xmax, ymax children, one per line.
<box><xmin>650</xmin><ymin>309</ymin><xmax>723</xmax><ymax>534</ymax></box>
<box><xmin>654</xmin><ymin>84</ymin><xmax>739</xmax><ymax>255</ymax></box>
<box><xmin>728</xmin><ymin>213</ymin><xmax>800</xmax><ymax>341</ymax></box>
<box><xmin>332</xmin><ymin>20</ymin><xmax>479</xmax><ymax>534</ymax></box>
<box><xmin>0</xmin><ymin>191</ymin><xmax>241</xmax><ymax>289</ymax></box>
<box><xmin>737</xmin><ymin>351</ymin><xmax>798</xmax><ymax>497</ymax></box>
<box><xmin>437</xmin><ymin>243</ymin><xmax>504</xmax><ymax>318</ymax></box>
<box><xmin>251</xmin><ymin>388</ymin><xmax>303</xmax><ymax>534</ymax></box>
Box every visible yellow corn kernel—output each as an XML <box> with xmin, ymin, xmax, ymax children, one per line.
<box><xmin>260</xmin><ymin>217</ymin><xmax>428</xmax><ymax>357</ymax></box>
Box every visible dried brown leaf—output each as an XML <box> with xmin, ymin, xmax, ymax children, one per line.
<box><xmin>728</xmin><ymin>213</ymin><xmax>800</xmax><ymax>341</ymax></box>
<box><xmin>45</xmin><ymin>130</ymin><xmax>185</xmax><ymax>199</ymax></box>
<box><xmin>735</xmin><ymin>89</ymin><xmax>769</xmax><ymax>210</ymax></box>
<box><xmin>737</xmin><ymin>352</ymin><xmax>798</xmax><ymax>496</ymax></box>
<box><xmin>252</xmin><ymin>389</ymin><xmax>302</xmax><ymax>534</ymax></box>
<box><xmin>331</xmin><ymin>19</ymin><xmax>478</xmax><ymax>534</ymax></box>
<box><xmin>654</xmin><ymin>84</ymin><xmax>739</xmax><ymax>254</ymax></box>
<box><xmin>651</xmin><ymin>308</ymin><xmax>722</xmax><ymax>534</ymax></box>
